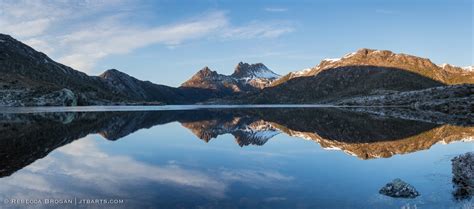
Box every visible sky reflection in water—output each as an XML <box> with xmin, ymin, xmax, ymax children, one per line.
<box><xmin>0</xmin><ymin>107</ymin><xmax>472</xmax><ymax>209</ymax></box>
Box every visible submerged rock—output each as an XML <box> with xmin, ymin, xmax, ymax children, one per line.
<box><xmin>379</xmin><ymin>178</ymin><xmax>420</xmax><ymax>198</ymax></box>
<box><xmin>452</xmin><ymin>152</ymin><xmax>474</xmax><ymax>200</ymax></box>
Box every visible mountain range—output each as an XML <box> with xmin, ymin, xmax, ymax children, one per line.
<box><xmin>0</xmin><ymin>33</ymin><xmax>472</xmax><ymax>109</ymax></box>
<box><xmin>181</xmin><ymin>62</ymin><xmax>280</xmax><ymax>93</ymax></box>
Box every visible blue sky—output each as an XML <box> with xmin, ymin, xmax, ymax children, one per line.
<box><xmin>0</xmin><ymin>0</ymin><xmax>472</xmax><ymax>86</ymax></box>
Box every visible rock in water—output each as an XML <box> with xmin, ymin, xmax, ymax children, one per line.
<box><xmin>452</xmin><ymin>152</ymin><xmax>474</xmax><ymax>200</ymax></box>
<box><xmin>379</xmin><ymin>178</ymin><xmax>420</xmax><ymax>198</ymax></box>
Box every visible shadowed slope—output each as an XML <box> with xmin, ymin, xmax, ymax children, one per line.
<box><xmin>248</xmin><ymin>66</ymin><xmax>445</xmax><ymax>104</ymax></box>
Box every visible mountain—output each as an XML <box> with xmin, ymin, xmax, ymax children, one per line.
<box><xmin>0</xmin><ymin>34</ymin><xmax>124</xmax><ymax>106</ymax></box>
<box><xmin>181</xmin><ymin>62</ymin><xmax>280</xmax><ymax>93</ymax></box>
<box><xmin>272</xmin><ymin>49</ymin><xmax>474</xmax><ymax>87</ymax></box>
<box><xmin>180</xmin><ymin>66</ymin><xmax>246</xmax><ymax>94</ymax></box>
<box><xmin>306</xmin><ymin>49</ymin><xmax>474</xmax><ymax>84</ymax></box>
<box><xmin>243</xmin><ymin>49</ymin><xmax>474</xmax><ymax>104</ymax></box>
<box><xmin>99</xmin><ymin>69</ymin><xmax>220</xmax><ymax>104</ymax></box>
<box><xmin>0</xmin><ymin>34</ymin><xmax>220</xmax><ymax>106</ymax></box>
<box><xmin>270</xmin><ymin>68</ymin><xmax>311</xmax><ymax>87</ymax></box>
<box><xmin>231</xmin><ymin>62</ymin><xmax>280</xmax><ymax>89</ymax></box>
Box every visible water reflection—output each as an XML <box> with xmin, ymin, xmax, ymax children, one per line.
<box><xmin>0</xmin><ymin>136</ymin><xmax>296</xmax><ymax>209</ymax></box>
<box><xmin>0</xmin><ymin>107</ymin><xmax>472</xmax><ymax>208</ymax></box>
<box><xmin>0</xmin><ymin>108</ymin><xmax>472</xmax><ymax>178</ymax></box>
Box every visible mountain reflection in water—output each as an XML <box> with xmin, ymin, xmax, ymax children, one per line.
<box><xmin>0</xmin><ymin>107</ymin><xmax>472</xmax><ymax>178</ymax></box>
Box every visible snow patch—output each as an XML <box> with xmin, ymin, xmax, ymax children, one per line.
<box><xmin>438</xmin><ymin>63</ymin><xmax>449</xmax><ymax>68</ymax></box>
<box><xmin>292</xmin><ymin>68</ymin><xmax>312</xmax><ymax>76</ymax></box>
<box><xmin>460</xmin><ymin>137</ymin><xmax>474</xmax><ymax>142</ymax></box>
<box><xmin>438</xmin><ymin>137</ymin><xmax>474</xmax><ymax>145</ymax></box>
<box><xmin>462</xmin><ymin>66</ymin><xmax>474</xmax><ymax>71</ymax></box>
<box><xmin>323</xmin><ymin>58</ymin><xmax>341</xmax><ymax>62</ymax></box>
<box><xmin>373</xmin><ymin>50</ymin><xmax>383</xmax><ymax>54</ymax></box>
<box><xmin>436</xmin><ymin>63</ymin><xmax>474</xmax><ymax>71</ymax></box>
<box><xmin>251</xmin><ymin>130</ymin><xmax>279</xmax><ymax>140</ymax></box>
<box><xmin>253</xmin><ymin>68</ymin><xmax>280</xmax><ymax>79</ymax></box>
<box><xmin>284</xmin><ymin>130</ymin><xmax>314</xmax><ymax>141</ymax></box>
<box><xmin>323</xmin><ymin>146</ymin><xmax>342</xmax><ymax>151</ymax></box>
<box><xmin>343</xmin><ymin>52</ymin><xmax>356</xmax><ymax>58</ymax></box>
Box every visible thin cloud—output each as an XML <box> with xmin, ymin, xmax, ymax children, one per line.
<box><xmin>222</xmin><ymin>21</ymin><xmax>294</xmax><ymax>39</ymax></box>
<box><xmin>0</xmin><ymin>0</ymin><xmax>294</xmax><ymax>74</ymax></box>
<box><xmin>56</xmin><ymin>11</ymin><xmax>229</xmax><ymax>72</ymax></box>
<box><xmin>0</xmin><ymin>135</ymin><xmax>294</xmax><ymax>202</ymax></box>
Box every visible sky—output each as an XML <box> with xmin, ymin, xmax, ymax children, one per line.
<box><xmin>0</xmin><ymin>0</ymin><xmax>472</xmax><ymax>87</ymax></box>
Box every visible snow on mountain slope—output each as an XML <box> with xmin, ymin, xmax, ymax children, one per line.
<box><xmin>181</xmin><ymin>62</ymin><xmax>281</xmax><ymax>91</ymax></box>
<box><xmin>269</xmin><ymin>68</ymin><xmax>312</xmax><ymax>87</ymax></box>
<box><xmin>232</xmin><ymin>62</ymin><xmax>280</xmax><ymax>80</ymax></box>
<box><xmin>462</xmin><ymin>66</ymin><xmax>473</xmax><ymax>71</ymax></box>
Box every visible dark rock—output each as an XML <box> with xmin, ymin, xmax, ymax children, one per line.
<box><xmin>379</xmin><ymin>178</ymin><xmax>420</xmax><ymax>198</ymax></box>
<box><xmin>452</xmin><ymin>152</ymin><xmax>474</xmax><ymax>200</ymax></box>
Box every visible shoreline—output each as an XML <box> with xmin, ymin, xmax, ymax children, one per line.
<box><xmin>0</xmin><ymin>104</ymin><xmax>414</xmax><ymax>114</ymax></box>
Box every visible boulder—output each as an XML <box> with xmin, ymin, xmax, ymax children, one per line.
<box><xmin>379</xmin><ymin>178</ymin><xmax>420</xmax><ymax>198</ymax></box>
<box><xmin>31</xmin><ymin>88</ymin><xmax>77</xmax><ymax>106</ymax></box>
<box><xmin>452</xmin><ymin>152</ymin><xmax>474</xmax><ymax>200</ymax></box>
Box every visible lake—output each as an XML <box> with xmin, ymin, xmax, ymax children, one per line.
<box><xmin>0</xmin><ymin>106</ymin><xmax>472</xmax><ymax>209</ymax></box>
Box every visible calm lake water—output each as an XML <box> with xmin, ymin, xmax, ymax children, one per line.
<box><xmin>0</xmin><ymin>106</ymin><xmax>472</xmax><ymax>209</ymax></box>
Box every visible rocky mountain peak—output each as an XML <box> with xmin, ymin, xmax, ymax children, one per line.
<box><xmin>0</xmin><ymin>33</ymin><xmax>14</xmax><ymax>42</ymax></box>
<box><xmin>181</xmin><ymin>62</ymin><xmax>281</xmax><ymax>91</ymax></box>
<box><xmin>194</xmin><ymin>66</ymin><xmax>218</xmax><ymax>78</ymax></box>
<box><xmin>1</xmin><ymin>33</ymin><xmax>52</xmax><ymax>67</ymax></box>
<box><xmin>98</xmin><ymin>68</ymin><xmax>151</xmax><ymax>100</ymax></box>
<box><xmin>319</xmin><ymin>48</ymin><xmax>434</xmax><ymax>67</ymax></box>
<box><xmin>180</xmin><ymin>66</ymin><xmax>241</xmax><ymax>91</ymax></box>
<box><xmin>99</xmin><ymin>69</ymin><xmax>129</xmax><ymax>79</ymax></box>
<box><xmin>231</xmin><ymin>62</ymin><xmax>279</xmax><ymax>79</ymax></box>
<box><xmin>317</xmin><ymin>48</ymin><xmax>435</xmax><ymax>67</ymax></box>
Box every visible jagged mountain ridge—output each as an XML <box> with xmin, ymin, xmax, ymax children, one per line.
<box><xmin>273</xmin><ymin>49</ymin><xmax>474</xmax><ymax>86</ymax></box>
<box><xmin>181</xmin><ymin>117</ymin><xmax>279</xmax><ymax>146</ymax></box>
<box><xmin>232</xmin><ymin>62</ymin><xmax>280</xmax><ymax>89</ymax></box>
<box><xmin>180</xmin><ymin>66</ymin><xmax>247</xmax><ymax>94</ymax></box>
<box><xmin>181</xmin><ymin>62</ymin><xmax>280</xmax><ymax>93</ymax></box>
